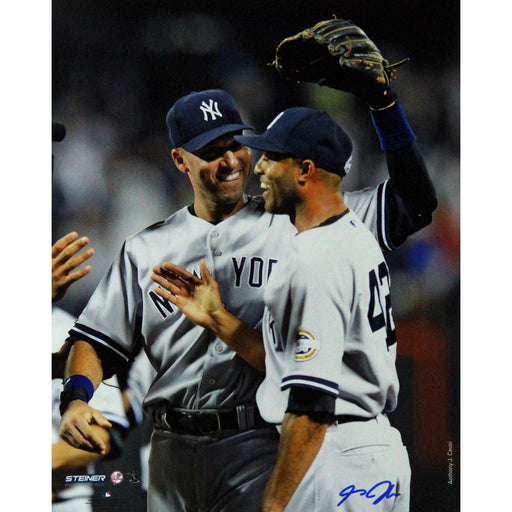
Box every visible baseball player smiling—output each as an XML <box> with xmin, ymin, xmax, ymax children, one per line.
<box><xmin>59</xmin><ymin>83</ymin><xmax>434</xmax><ymax>512</ymax></box>
<box><xmin>153</xmin><ymin>106</ymin><xmax>412</xmax><ymax>511</ymax></box>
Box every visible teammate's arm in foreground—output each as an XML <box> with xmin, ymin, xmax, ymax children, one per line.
<box><xmin>151</xmin><ymin>259</ymin><xmax>265</xmax><ymax>372</ymax></box>
<box><xmin>52</xmin><ymin>425</ymin><xmax>112</xmax><ymax>471</ymax></box>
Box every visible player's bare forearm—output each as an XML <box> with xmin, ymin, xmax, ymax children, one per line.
<box><xmin>64</xmin><ymin>340</ymin><xmax>104</xmax><ymax>387</ymax></box>
<box><xmin>209</xmin><ymin>307</ymin><xmax>266</xmax><ymax>372</ymax></box>
<box><xmin>59</xmin><ymin>341</ymin><xmax>112</xmax><ymax>454</ymax></box>
<box><xmin>261</xmin><ymin>412</ymin><xmax>328</xmax><ymax>512</ymax></box>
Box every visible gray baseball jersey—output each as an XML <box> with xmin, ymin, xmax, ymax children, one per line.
<box><xmin>68</xmin><ymin>188</ymin><xmax>389</xmax><ymax>416</ymax></box>
<box><xmin>257</xmin><ymin>209</ymin><xmax>400</xmax><ymax>424</ymax></box>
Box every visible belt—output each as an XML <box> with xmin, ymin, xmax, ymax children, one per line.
<box><xmin>160</xmin><ymin>405</ymin><xmax>269</xmax><ymax>435</ymax></box>
<box><xmin>334</xmin><ymin>414</ymin><xmax>376</xmax><ymax>424</ymax></box>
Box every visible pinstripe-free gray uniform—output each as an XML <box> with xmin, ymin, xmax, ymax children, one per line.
<box><xmin>257</xmin><ymin>209</ymin><xmax>410</xmax><ymax>511</ymax></box>
<box><xmin>67</xmin><ymin>190</ymin><xmax>390</xmax><ymax>512</ymax></box>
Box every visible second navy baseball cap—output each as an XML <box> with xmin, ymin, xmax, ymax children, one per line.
<box><xmin>235</xmin><ymin>107</ymin><xmax>353</xmax><ymax>176</ymax></box>
<box><xmin>166</xmin><ymin>89</ymin><xmax>253</xmax><ymax>152</ymax></box>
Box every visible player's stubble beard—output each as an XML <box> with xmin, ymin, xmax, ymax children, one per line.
<box><xmin>263</xmin><ymin>179</ymin><xmax>300</xmax><ymax>224</ymax></box>
<box><xmin>258</xmin><ymin>155</ymin><xmax>301</xmax><ymax>222</ymax></box>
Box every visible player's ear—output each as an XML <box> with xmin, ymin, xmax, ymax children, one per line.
<box><xmin>297</xmin><ymin>159</ymin><xmax>315</xmax><ymax>184</ymax></box>
<box><xmin>172</xmin><ymin>148</ymin><xmax>188</xmax><ymax>174</ymax></box>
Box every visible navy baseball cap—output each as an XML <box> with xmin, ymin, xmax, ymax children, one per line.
<box><xmin>166</xmin><ymin>89</ymin><xmax>253</xmax><ymax>152</ymax></box>
<box><xmin>234</xmin><ymin>107</ymin><xmax>353</xmax><ymax>176</ymax></box>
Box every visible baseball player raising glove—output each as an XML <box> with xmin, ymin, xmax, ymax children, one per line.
<box><xmin>273</xmin><ymin>18</ymin><xmax>408</xmax><ymax>109</ymax></box>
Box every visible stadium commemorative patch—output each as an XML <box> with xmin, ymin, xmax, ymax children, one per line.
<box><xmin>295</xmin><ymin>329</ymin><xmax>320</xmax><ymax>361</ymax></box>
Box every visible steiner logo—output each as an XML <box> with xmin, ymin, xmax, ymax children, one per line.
<box><xmin>65</xmin><ymin>474</ymin><xmax>106</xmax><ymax>484</ymax></box>
<box><xmin>295</xmin><ymin>330</ymin><xmax>320</xmax><ymax>362</ymax></box>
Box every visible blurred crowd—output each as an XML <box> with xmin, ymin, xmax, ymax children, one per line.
<box><xmin>52</xmin><ymin>3</ymin><xmax>460</xmax><ymax>326</ymax></box>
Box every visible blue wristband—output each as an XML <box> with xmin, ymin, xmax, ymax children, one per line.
<box><xmin>64</xmin><ymin>374</ymin><xmax>95</xmax><ymax>399</ymax></box>
<box><xmin>370</xmin><ymin>102</ymin><xmax>416</xmax><ymax>152</ymax></box>
<box><xmin>60</xmin><ymin>375</ymin><xmax>95</xmax><ymax>415</ymax></box>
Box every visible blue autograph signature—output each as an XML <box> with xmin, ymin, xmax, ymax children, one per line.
<box><xmin>337</xmin><ymin>480</ymin><xmax>400</xmax><ymax>506</ymax></box>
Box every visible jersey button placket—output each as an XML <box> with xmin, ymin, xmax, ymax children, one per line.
<box><xmin>201</xmin><ymin>230</ymin><xmax>227</xmax><ymax>396</ymax></box>
<box><xmin>210</xmin><ymin>229</ymin><xmax>222</xmax><ymax>256</ymax></box>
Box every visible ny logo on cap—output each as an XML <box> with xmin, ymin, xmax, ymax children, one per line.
<box><xmin>200</xmin><ymin>99</ymin><xmax>223</xmax><ymax>121</ymax></box>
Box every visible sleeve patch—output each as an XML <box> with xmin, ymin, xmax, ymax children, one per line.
<box><xmin>295</xmin><ymin>329</ymin><xmax>320</xmax><ymax>362</ymax></box>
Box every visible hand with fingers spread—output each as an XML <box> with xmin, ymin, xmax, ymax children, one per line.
<box><xmin>52</xmin><ymin>231</ymin><xmax>95</xmax><ymax>303</ymax></box>
<box><xmin>152</xmin><ymin>259</ymin><xmax>266</xmax><ymax>371</ymax></box>
<box><xmin>151</xmin><ymin>259</ymin><xmax>224</xmax><ymax>331</ymax></box>
<box><xmin>59</xmin><ymin>400</ymin><xmax>113</xmax><ymax>455</ymax></box>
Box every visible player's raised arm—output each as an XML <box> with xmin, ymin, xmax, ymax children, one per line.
<box><xmin>151</xmin><ymin>259</ymin><xmax>266</xmax><ymax>372</ymax></box>
<box><xmin>369</xmin><ymin>105</ymin><xmax>437</xmax><ymax>249</ymax></box>
<box><xmin>273</xmin><ymin>18</ymin><xmax>437</xmax><ymax>250</ymax></box>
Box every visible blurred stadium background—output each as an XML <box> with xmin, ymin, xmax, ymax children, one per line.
<box><xmin>52</xmin><ymin>1</ymin><xmax>460</xmax><ymax>511</ymax></box>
